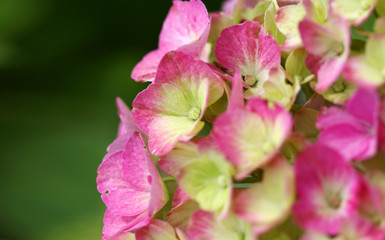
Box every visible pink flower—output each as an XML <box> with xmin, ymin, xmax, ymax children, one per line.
<box><xmin>293</xmin><ymin>144</ymin><xmax>359</xmax><ymax>235</ymax></box>
<box><xmin>132</xmin><ymin>51</ymin><xmax>224</xmax><ymax>156</ymax></box>
<box><xmin>212</xmin><ymin>72</ymin><xmax>292</xmax><ymax>179</ymax></box>
<box><xmin>316</xmin><ymin>88</ymin><xmax>379</xmax><ymax>161</ymax></box>
<box><xmin>97</xmin><ymin>132</ymin><xmax>168</xmax><ymax>239</ymax></box>
<box><xmin>131</xmin><ymin>0</ymin><xmax>211</xmax><ymax>82</ymax></box>
<box><xmin>215</xmin><ymin>21</ymin><xmax>280</xmax><ymax>87</ymax></box>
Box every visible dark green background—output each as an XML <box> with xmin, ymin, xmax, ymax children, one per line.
<box><xmin>0</xmin><ymin>1</ymin><xmax>222</xmax><ymax>239</ymax></box>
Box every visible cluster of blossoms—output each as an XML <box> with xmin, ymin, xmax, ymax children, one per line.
<box><xmin>97</xmin><ymin>0</ymin><xmax>385</xmax><ymax>239</ymax></box>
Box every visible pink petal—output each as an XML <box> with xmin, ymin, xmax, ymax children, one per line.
<box><xmin>131</xmin><ymin>0</ymin><xmax>210</xmax><ymax>82</ymax></box>
<box><xmin>101</xmin><ymin>189</ymin><xmax>150</xmax><ymax>217</ymax></box>
<box><xmin>215</xmin><ymin>21</ymin><xmax>280</xmax><ymax>77</ymax></box>
<box><xmin>316</xmin><ymin>88</ymin><xmax>379</xmax><ymax>161</ymax></box>
<box><xmin>316</xmin><ymin>56</ymin><xmax>347</xmax><ymax>92</ymax></box>
<box><xmin>131</xmin><ymin>49</ymin><xmax>166</xmax><ymax>82</ymax></box>
<box><xmin>228</xmin><ymin>71</ymin><xmax>244</xmax><ymax>111</ymax></box>
<box><xmin>159</xmin><ymin>0</ymin><xmax>210</xmax><ymax>55</ymax></box>
<box><xmin>107</xmin><ymin>98</ymin><xmax>141</xmax><ymax>154</ymax></box>
<box><xmin>346</xmin><ymin>87</ymin><xmax>379</xmax><ymax>126</ymax></box>
<box><xmin>122</xmin><ymin>132</ymin><xmax>151</xmax><ymax>192</ymax></box>
<box><xmin>116</xmin><ymin>97</ymin><xmax>138</xmax><ymax>137</ymax></box>
<box><xmin>188</xmin><ymin>210</ymin><xmax>216</xmax><ymax>239</ymax></box>
<box><xmin>172</xmin><ymin>187</ymin><xmax>190</xmax><ymax>209</ymax></box>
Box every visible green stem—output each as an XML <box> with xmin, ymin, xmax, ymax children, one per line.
<box><xmin>162</xmin><ymin>177</ymin><xmax>176</xmax><ymax>183</ymax></box>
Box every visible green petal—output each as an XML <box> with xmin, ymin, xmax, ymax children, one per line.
<box><xmin>178</xmin><ymin>149</ymin><xmax>233</xmax><ymax>217</ymax></box>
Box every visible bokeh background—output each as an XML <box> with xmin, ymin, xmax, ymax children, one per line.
<box><xmin>0</xmin><ymin>0</ymin><xmax>223</xmax><ymax>239</ymax></box>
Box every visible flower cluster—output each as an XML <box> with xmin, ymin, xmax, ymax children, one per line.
<box><xmin>97</xmin><ymin>0</ymin><xmax>385</xmax><ymax>239</ymax></box>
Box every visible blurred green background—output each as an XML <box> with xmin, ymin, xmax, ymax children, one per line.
<box><xmin>0</xmin><ymin>0</ymin><xmax>222</xmax><ymax>239</ymax></box>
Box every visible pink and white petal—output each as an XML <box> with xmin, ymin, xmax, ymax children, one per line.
<box><xmin>135</xmin><ymin>220</ymin><xmax>179</xmax><ymax>240</ymax></box>
<box><xmin>121</xmin><ymin>132</ymin><xmax>151</xmax><ymax>192</ymax></box>
<box><xmin>155</xmin><ymin>51</ymin><xmax>224</xmax><ymax>106</ymax></box>
<box><xmin>275</xmin><ymin>3</ymin><xmax>306</xmax><ymax>50</ymax></box>
<box><xmin>213</xmin><ymin>101</ymin><xmax>292</xmax><ymax>179</ymax></box>
<box><xmin>246</xmin><ymin>97</ymin><xmax>292</xmax><ymax>124</ymax></box>
<box><xmin>132</xmin><ymin>83</ymin><xmax>192</xmax><ymax>133</ymax></box>
<box><xmin>344</xmin><ymin>55</ymin><xmax>384</xmax><ymax>89</ymax></box>
<box><xmin>131</xmin><ymin>49</ymin><xmax>166</xmax><ymax>82</ymax></box>
<box><xmin>346</xmin><ymin>87</ymin><xmax>379</xmax><ymax>126</ymax></box>
<box><xmin>159</xmin><ymin>0</ymin><xmax>210</xmax><ymax>54</ymax></box>
<box><xmin>299</xmin><ymin>18</ymin><xmax>341</xmax><ymax>56</ymax></box>
<box><xmin>215</xmin><ymin>21</ymin><xmax>261</xmax><ymax>75</ymax></box>
<box><xmin>148</xmin><ymin>115</ymin><xmax>204</xmax><ymax>156</ymax></box>
<box><xmin>293</xmin><ymin>144</ymin><xmax>359</xmax><ymax>234</ymax></box>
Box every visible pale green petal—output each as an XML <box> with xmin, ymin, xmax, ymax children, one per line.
<box><xmin>285</xmin><ymin>48</ymin><xmax>312</xmax><ymax>84</ymax></box>
<box><xmin>276</xmin><ymin>3</ymin><xmax>306</xmax><ymax>49</ymax></box>
<box><xmin>331</xmin><ymin>0</ymin><xmax>375</xmax><ymax>24</ymax></box>
<box><xmin>366</xmin><ymin>34</ymin><xmax>385</xmax><ymax>72</ymax></box>
<box><xmin>178</xmin><ymin>150</ymin><xmax>233</xmax><ymax>216</ymax></box>
<box><xmin>264</xmin><ymin>2</ymin><xmax>286</xmax><ymax>45</ymax></box>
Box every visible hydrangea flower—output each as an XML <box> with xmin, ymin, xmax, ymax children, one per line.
<box><xmin>98</xmin><ymin>0</ymin><xmax>385</xmax><ymax>238</ymax></box>
<box><xmin>293</xmin><ymin>144</ymin><xmax>359</xmax><ymax>235</ymax></box>
<box><xmin>215</xmin><ymin>21</ymin><xmax>280</xmax><ymax>87</ymax></box>
<box><xmin>212</xmin><ymin>72</ymin><xmax>292</xmax><ymax>179</ymax></box>
<box><xmin>132</xmin><ymin>51</ymin><xmax>224</xmax><ymax>156</ymax></box>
